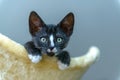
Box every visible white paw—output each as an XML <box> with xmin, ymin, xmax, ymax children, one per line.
<box><xmin>57</xmin><ymin>61</ymin><xmax>69</xmax><ymax>70</ymax></box>
<box><xmin>28</xmin><ymin>54</ymin><xmax>42</xmax><ymax>63</ymax></box>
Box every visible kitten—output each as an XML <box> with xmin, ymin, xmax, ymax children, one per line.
<box><xmin>24</xmin><ymin>11</ymin><xmax>74</xmax><ymax>70</ymax></box>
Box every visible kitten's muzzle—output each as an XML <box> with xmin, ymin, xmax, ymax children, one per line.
<box><xmin>47</xmin><ymin>47</ymin><xmax>57</xmax><ymax>53</ymax></box>
<box><xmin>49</xmin><ymin>47</ymin><xmax>54</xmax><ymax>50</ymax></box>
<box><xmin>47</xmin><ymin>52</ymin><xmax>55</xmax><ymax>56</ymax></box>
<box><xmin>47</xmin><ymin>47</ymin><xmax>57</xmax><ymax>56</ymax></box>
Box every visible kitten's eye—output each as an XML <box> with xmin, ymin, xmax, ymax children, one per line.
<box><xmin>57</xmin><ymin>37</ymin><xmax>63</xmax><ymax>43</ymax></box>
<box><xmin>40</xmin><ymin>37</ymin><xmax>47</xmax><ymax>43</ymax></box>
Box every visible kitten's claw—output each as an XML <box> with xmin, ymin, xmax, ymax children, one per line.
<box><xmin>28</xmin><ymin>54</ymin><xmax>42</xmax><ymax>63</ymax></box>
<box><xmin>57</xmin><ymin>61</ymin><xmax>69</xmax><ymax>70</ymax></box>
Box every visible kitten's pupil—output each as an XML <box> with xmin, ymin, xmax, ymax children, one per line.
<box><xmin>57</xmin><ymin>37</ymin><xmax>63</xmax><ymax>43</ymax></box>
<box><xmin>40</xmin><ymin>37</ymin><xmax>47</xmax><ymax>43</ymax></box>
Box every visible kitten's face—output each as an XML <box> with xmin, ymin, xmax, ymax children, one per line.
<box><xmin>32</xmin><ymin>25</ymin><xmax>69</xmax><ymax>56</ymax></box>
<box><xmin>29</xmin><ymin>11</ymin><xmax>74</xmax><ymax>56</ymax></box>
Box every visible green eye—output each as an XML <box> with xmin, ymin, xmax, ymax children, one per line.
<box><xmin>40</xmin><ymin>37</ymin><xmax>47</xmax><ymax>43</ymax></box>
<box><xmin>57</xmin><ymin>38</ymin><xmax>63</xmax><ymax>43</ymax></box>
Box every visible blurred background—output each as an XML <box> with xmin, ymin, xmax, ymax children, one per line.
<box><xmin>0</xmin><ymin>0</ymin><xmax>120</xmax><ymax>80</ymax></box>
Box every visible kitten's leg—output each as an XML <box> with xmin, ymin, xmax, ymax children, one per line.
<box><xmin>24</xmin><ymin>41</ymin><xmax>42</xmax><ymax>63</ymax></box>
<box><xmin>56</xmin><ymin>51</ymin><xmax>70</xmax><ymax>70</ymax></box>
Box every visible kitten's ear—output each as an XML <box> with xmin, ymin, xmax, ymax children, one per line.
<box><xmin>29</xmin><ymin>11</ymin><xmax>45</xmax><ymax>36</ymax></box>
<box><xmin>58</xmin><ymin>12</ymin><xmax>74</xmax><ymax>36</ymax></box>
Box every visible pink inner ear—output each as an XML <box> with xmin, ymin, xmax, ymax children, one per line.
<box><xmin>63</xmin><ymin>15</ymin><xmax>74</xmax><ymax>27</ymax></box>
<box><xmin>63</xmin><ymin>20</ymin><xmax>72</xmax><ymax>30</ymax></box>
<box><xmin>60</xmin><ymin>14</ymin><xmax>74</xmax><ymax>36</ymax></box>
<box><xmin>33</xmin><ymin>20</ymin><xmax>40</xmax><ymax>27</ymax></box>
<box><xmin>63</xmin><ymin>20</ymin><xmax>70</xmax><ymax>25</ymax></box>
<box><xmin>29</xmin><ymin>18</ymin><xmax>42</xmax><ymax>35</ymax></box>
<box><xmin>32</xmin><ymin>17</ymin><xmax>41</xmax><ymax>27</ymax></box>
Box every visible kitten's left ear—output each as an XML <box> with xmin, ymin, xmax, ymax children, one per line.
<box><xmin>58</xmin><ymin>12</ymin><xmax>74</xmax><ymax>36</ymax></box>
<box><xmin>29</xmin><ymin>11</ymin><xmax>45</xmax><ymax>36</ymax></box>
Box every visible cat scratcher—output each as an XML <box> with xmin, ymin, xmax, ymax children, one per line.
<box><xmin>0</xmin><ymin>33</ymin><xmax>100</xmax><ymax>80</ymax></box>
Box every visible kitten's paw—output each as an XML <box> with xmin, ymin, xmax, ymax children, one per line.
<box><xmin>57</xmin><ymin>61</ymin><xmax>69</xmax><ymax>70</ymax></box>
<box><xmin>56</xmin><ymin>51</ymin><xmax>70</xmax><ymax>70</ymax></box>
<box><xmin>28</xmin><ymin>54</ymin><xmax>42</xmax><ymax>63</ymax></box>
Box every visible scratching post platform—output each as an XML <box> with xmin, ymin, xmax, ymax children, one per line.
<box><xmin>0</xmin><ymin>33</ymin><xmax>100</xmax><ymax>80</ymax></box>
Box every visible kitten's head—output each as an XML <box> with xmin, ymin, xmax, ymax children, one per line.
<box><xmin>29</xmin><ymin>11</ymin><xmax>74</xmax><ymax>56</ymax></box>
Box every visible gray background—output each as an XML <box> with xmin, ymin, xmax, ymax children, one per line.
<box><xmin>0</xmin><ymin>0</ymin><xmax>120</xmax><ymax>80</ymax></box>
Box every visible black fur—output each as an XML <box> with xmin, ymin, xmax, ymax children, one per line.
<box><xmin>24</xmin><ymin>11</ymin><xmax>74</xmax><ymax>67</ymax></box>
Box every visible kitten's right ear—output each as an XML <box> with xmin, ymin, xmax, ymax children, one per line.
<box><xmin>29</xmin><ymin>11</ymin><xmax>45</xmax><ymax>36</ymax></box>
<box><xmin>58</xmin><ymin>12</ymin><xmax>74</xmax><ymax>36</ymax></box>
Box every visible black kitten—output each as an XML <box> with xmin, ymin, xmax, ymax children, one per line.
<box><xmin>24</xmin><ymin>11</ymin><xmax>74</xmax><ymax>70</ymax></box>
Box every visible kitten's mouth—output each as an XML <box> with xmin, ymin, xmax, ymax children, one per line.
<box><xmin>46</xmin><ymin>48</ymin><xmax>57</xmax><ymax>56</ymax></box>
<box><xmin>47</xmin><ymin>52</ymin><xmax>55</xmax><ymax>56</ymax></box>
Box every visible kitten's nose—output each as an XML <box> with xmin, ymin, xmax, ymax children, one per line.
<box><xmin>49</xmin><ymin>47</ymin><xmax>54</xmax><ymax>50</ymax></box>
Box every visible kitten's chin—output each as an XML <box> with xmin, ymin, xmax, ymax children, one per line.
<box><xmin>47</xmin><ymin>52</ymin><xmax>55</xmax><ymax>56</ymax></box>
